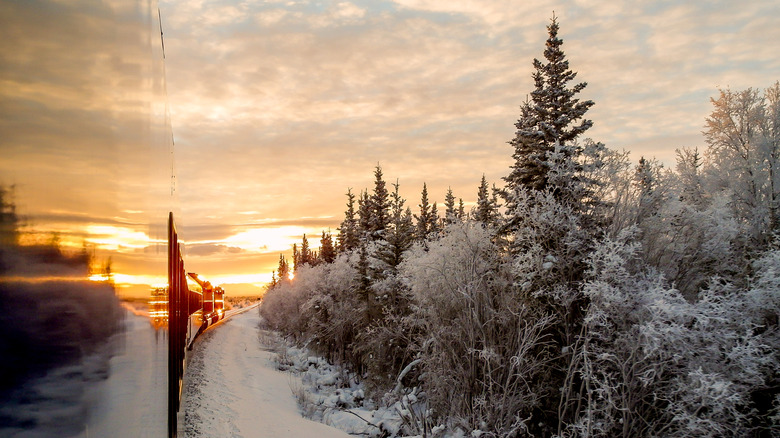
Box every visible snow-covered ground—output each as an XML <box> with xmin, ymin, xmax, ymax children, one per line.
<box><xmin>181</xmin><ymin>308</ymin><xmax>351</xmax><ymax>438</ymax></box>
<box><xmin>82</xmin><ymin>308</ymin><xmax>167</xmax><ymax>437</ymax></box>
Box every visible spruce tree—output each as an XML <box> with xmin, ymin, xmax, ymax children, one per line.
<box><xmin>369</xmin><ymin>165</ymin><xmax>390</xmax><ymax>240</ymax></box>
<box><xmin>504</xmin><ymin>14</ymin><xmax>594</xmax><ymax>201</ymax></box>
<box><xmin>474</xmin><ymin>175</ymin><xmax>499</xmax><ymax>225</ymax></box>
<box><xmin>430</xmin><ymin>202</ymin><xmax>441</xmax><ymax>236</ymax></box>
<box><xmin>499</xmin><ymin>16</ymin><xmax>598</xmax><ymax>432</ymax></box>
<box><xmin>375</xmin><ymin>181</ymin><xmax>415</xmax><ymax>278</ymax></box>
<box><xmin>415</xmin><ymin>183</ymin><xmax>433</xmax><ymax>240</ymax></box>
<box><xmin>337</xmin><ymin>188</ymin><xmax>359</xmax><ymax>253</ymax></box>
<box><xmin>276</xmin><ymin>254</ymin><xmax>290</xmax><ymax>283</ymax></box>
<box><xmin>444</xmin><ymin>187</ymin><xmax>457</xmax><ymax>225</ymax></box>
<box><xmin>357</xmin><ymin>190</ymin><xmax>372</xmax><ymax>240</ymax></box>
<box><xmin>300</xmin><ymin>234</ymin><xmax>311</xmax><ymax>266</ymax></box>
<box><xmin>319</xmin><ymin>231</ymin><xmax>336</xmax><ymax>264</ymax></box>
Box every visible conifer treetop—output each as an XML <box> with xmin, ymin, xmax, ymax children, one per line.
<box><xmin>505</xmin><ymin>14</ymin><xmax>594</xmax><ymax>194</ymax></box>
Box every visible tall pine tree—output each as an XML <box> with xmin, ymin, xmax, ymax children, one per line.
<box><xmin>369</xmin><ymin>165</ymin><xmax>390</xmax><ymax>240</ymax></box>
<box><xmin>337</xmin><ymin>188</ymin><xmax>359</xmax><ymax>253</ymax></box>
<box><xmin>415</xmin><ymin>183</ymin><xmax>434</xmax><ymax>241</ymax></box>
<box><xmin>319</xmin><ymin>231</ymin><xmax>336</xmax><ymax>263</ymax></box>
<box><xmin>504</xmin><ymin>14</ymin><xmax>594</xmax><ymax>203</ymax></box>
<box><xmin>358</xmin><ymin>190</ymin><xmax>372</xmax><ymax>241</ymax></box>
<box><xmin>444</xmin><ymin>187</ymin><xmax>457</xmax><ymax>225</ymax></box>
<box><xmin>474</xmin><ymin>175</ymin><xmax>500</xmax><ymax>226</ymax></box>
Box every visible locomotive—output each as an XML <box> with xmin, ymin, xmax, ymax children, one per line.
<box><xmin>186</xmin><ymin>272</ymin><xmax>225</xmax><ymax>326</ymax></box>
<box><xmin>147</xmin><ymin>272</ymin><xmax>225</xmax><ymax>336</ymax></box>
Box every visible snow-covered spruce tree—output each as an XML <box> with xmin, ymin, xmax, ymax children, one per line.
<box><xmin>499</xmin><ymin>16</ymin><xmax>604</xmax><ymax>434</ymax></box>
<box><xmin>675</xmin><ymin>147</ymin><xmax>706</xmax><ymax>208</ymax></box>
<box><xmin>414</xmin><ymin>183</ymin><xmax>435</xmax><ymax>241</ymax></box>
<box><xmin>633</xmin><ymin>156</ymin><xmax>665</xmax><ymax>227</ymax></box>
<box><xmin>356</xmin><ymin>191</ymin><xmax>418</xmax><ymax>395</ymax></box>
<box><xmin>504</xmin><ymin>14</ymin><xmax>594</xmax><ymax>210</ymax></box>
<box><xmin>319</xmin><ymin>231</ymin><xmax>336</xmax><ymax>264</ymax></box>
<box><xmin>474</xmin><ymin>174</ymin><xmax>501</xmax><ymax>226</ymax></box>
<box><xmin>336</xmin><ymin>188</ymin><xmax>359</xmax><ymax>253</ymax></box>
<box><xmin>369</xmin><ymin>165</ymin><xmax>391</xmax><ymax>241</ymax></box>
<box><xmin>444</xmin><ymin>187</ymin><xmax>458</xmax><ymax>225</ymax></box>
<box><xmin>357</xmin><ymin>189</ymin><xmax>372</xmax><ymax>240</ymax></box>
<box><xmin>373</xmin><ymin>181</ymin><xmax>415</xmax><ymax>284</ymax></box>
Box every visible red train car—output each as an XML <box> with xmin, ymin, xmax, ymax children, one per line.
<box><xmin>187</xmin><ymin>273</ymin><xmax>225</xmax><ymax>327</ymax></box>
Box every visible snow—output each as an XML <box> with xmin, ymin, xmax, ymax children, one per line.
<box><xmin>83</xmin><ymin>309</ymin><xmax>167</xmax><ymax>436</ymax></box>
<box><xmin>181</xmin><ymin>309</ymin><xmax>351</xmax><ymax>438</ymax></box>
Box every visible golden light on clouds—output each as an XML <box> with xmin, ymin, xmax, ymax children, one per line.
<box><xmin>221</xmin><ymin>226</ymin><xmax>312</xmax><ymax>253</ymax></box>
<box><xmin>3</xmin><ymin>0</ymin><xmax>779</xmax><ymax>298</ymax></box>
<box><xmin>85</xmin><ymin>225</ymin><xmax>154</xmax><ymax>251</ymax></box>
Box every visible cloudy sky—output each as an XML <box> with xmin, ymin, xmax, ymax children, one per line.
<box><xmin>2</xmin><ymin>0</ymin><xmax>779</xmax><ymax>297</ymax></box>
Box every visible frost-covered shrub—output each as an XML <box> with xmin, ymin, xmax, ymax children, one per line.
<box><xmin>639</xmin><ymin>190</ymin><xmax>745</xmax><ymax>299</ymax></box>
<box><xmin>304</xmin><ymin>253</ymin><xmax>365</xmax><ymax>367</ymax></box>
<box><xmin>400</xmin><ymin>223</ymin><xmax>555</xmax><ymax>436</ymax></box>
<box><xmin>260</xmin><ymin>264</ymin><xmax>324</xmax><ymax>340</ymax></box>
<box><xmin>565</xmin><ymin>232</ymin><xmax>779</xmax><ymax>437</ymax></box>
<box><xmin>261</xmin><ymin>252</ymin><xmax>372</xmax><ymax>373</ymax></box>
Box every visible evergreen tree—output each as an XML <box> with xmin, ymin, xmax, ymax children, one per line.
<box><xmin>415</xmin><ymin>183</ymin><xmax>434</xmax><ymax>240</ymax></box>
<box><xmin>356</xmin><ymin>242</ymin><xmax>374</xmax><ymax>322</ymax></box>
<box><xmin>375</xmin><ymin>181</ymin><xmax>415</xmax><ymax>276</ymax></box>
<box><xmin>504</xmin><ymin>14</ymin><xmax>594</xmax><ymax>202</ymax></box>
<box><xmin>498</xmin><ymin>17</ymin><xmax>599</xmax><ymax>432</ymax></box>
<box><xmin>337</xmin><ymin>188</ymin><xmax>359</xmax><ymax>253</ymax></box>
<box><xmin>675</xmin><ymin>147</ymin><xmax>705</xmax><ymax>207</ymax></box>
<box><xmin>634</xmin><ymin>156</ymin><xmax>664</xmax><ymax>225</ymax></box>
<box><xmin>369</xmin><ymin>165</ymin><xmax>391</xmax><ymax>240</ymax></box>
<box><xmin>300</xmin><ymin>234</ymin><xmax>311</xmax><ymax>266</ymax></box>
<box><xmin>358</xmin><ymin>190</ymin><xmax>372</xmax><ymax>240</ymax></box>
<box><xmin>458</xmin><ymin>198</ymin><xmax>466</xmax><ymax>221</ymax></box>
<box><xmin>276</xmin><ymin>254</ymin><xmax>290</xmax><ymax>284</ymax></box>
<box><xmin>319</xmin><ymin>231</ymin><xmax>336</xmax><ymax>264</ymax></box>
<box><xmin>292</xmin><ymin>243</ymin><xmax>300</xmax><ymax>273</ymax></box>
<box><xmin>444</xmin><ymin>187</ymin><xmax>457</xmax><ymax>225</ymax></box>
<box><xmin>430</xmin><ymin>202</ymin><xmax>441</xmax><ymax>235</ymax></box>
<box><xmin>474</xmin><ymin>175</ymin><xmax>499</xmax><ymax>225</ymax></box>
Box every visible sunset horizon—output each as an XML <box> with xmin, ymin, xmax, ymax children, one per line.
<box><xmin>3</xmin><ymin>0</ymin><xmax>779</xmax><ymax>299</ymax></box>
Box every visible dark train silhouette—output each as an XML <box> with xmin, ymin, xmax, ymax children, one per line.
<box><xmin>148</xmin><ymin>272</ymin><xmax>225</xmax><ymax>339</ymax></box>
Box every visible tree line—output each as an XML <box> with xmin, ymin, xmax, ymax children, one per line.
<box><xmin>261</xmin><ymin>16</ymin><xmax>779</xmax><ymax>437</ymax></box>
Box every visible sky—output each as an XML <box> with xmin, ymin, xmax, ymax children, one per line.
<box><xmin>2</xmin><ymin>0</ymin><xmax>780</xmax><ymax>297</ymax></box>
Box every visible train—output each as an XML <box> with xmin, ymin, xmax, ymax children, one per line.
<box><xmin>147</xmin><ymin>272</ymin><xmax>225</xmax><ymax>335</ymax></box>
<box><xmin>186</xmin><ymin>272</ymin><xmax>225</xmax><ymax>326</ymax></box>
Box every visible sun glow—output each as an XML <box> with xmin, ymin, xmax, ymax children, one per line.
<box><xmin>207</xmin><ymin>272</ymin><xmax>273</xmax><ymax>286</ymax></box>
<box><xmin>222</xmin><ymin>226</ymin><xmax>311</xmax><ymax>253</ymax></box>
<box><xmin>85</xmin><ymin>225</ymin><xmax>155</xmax><ymax>251</ymax></box>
